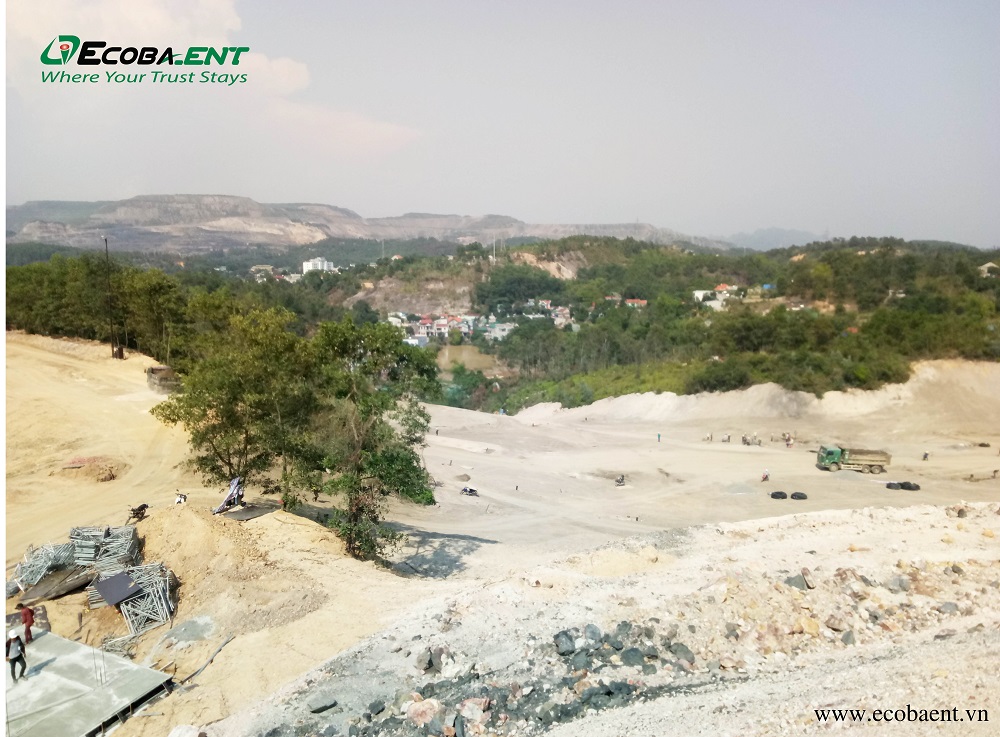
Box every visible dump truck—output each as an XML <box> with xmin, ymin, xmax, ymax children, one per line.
<box><xmin>816</xmin><ymin>445</ymin><xmax>891</xmax><ymax>474</ymax></box>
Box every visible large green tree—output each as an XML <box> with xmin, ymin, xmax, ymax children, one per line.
<box><xmin>152</xmin><ymin>312</ymin><xmax>438</xmax><ymax>559</ymax></box>
<box><xmin>151</xmin><ymin>307</ymin><xmax>316</xmax><ymax>487</ymax></box>
<box><xmin>307</xmin><ymin>320</ymin><xmax>437</xmax><ymax>558</ymax></box>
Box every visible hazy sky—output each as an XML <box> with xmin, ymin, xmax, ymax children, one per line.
<box><xmin>6</xmin><ymin>0</ymin><xmax>1000</xmax><ymax>246</ymax></box>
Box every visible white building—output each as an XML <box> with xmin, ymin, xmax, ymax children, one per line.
<box><xmin>302</xmin><ymin>257</ymin><xmax>338</xmax><ymax>274</ymax></box>
<box><xmin>693</xmin><ymin>290</ymin><xmax>727</xmax><ymax>311</ymax></box>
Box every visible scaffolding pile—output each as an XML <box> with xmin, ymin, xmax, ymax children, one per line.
<box><xmin>69</xmin><ymin>526</ymin><xmax>141</xmax><ymax>573</ymax></box>
<box><xmin>120</xmin><ymin>564</ymin><xmax>176</xmax><ymax>635</ymax></box>
<box><xmin>10</xmin><ymin>542</ymin><xmax>77</xmax><ymax>592</ymax></box>
<box><xmin>11</xmin><ymin>524</ymin><xmax>178</xmax><ymax>656</ymax></box>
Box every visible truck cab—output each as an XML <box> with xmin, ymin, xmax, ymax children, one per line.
<box><xmin>817</xmin><ymin>445</ymin><xmax>843</xmax><ymax>468</ymax></box>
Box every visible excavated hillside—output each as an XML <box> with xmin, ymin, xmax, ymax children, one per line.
<box><xmin>6</xmin><ymin>196</ymin><xmax>730</xmax><ymax>252</ymax></box>
<box><xmin>6</xmin><ymin>334</ymin><xmax>998</xmax><ymax>737</ymax></box>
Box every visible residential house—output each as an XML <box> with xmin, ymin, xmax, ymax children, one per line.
<box><xmin>414</xmin><ymin>317</ymin><xmax>434</xmax><ymax>338</ymax></box>
<box><xmin>551</xmin><ymin>306</ymin><xmax>572</xmax><ymax>328</ymax></box>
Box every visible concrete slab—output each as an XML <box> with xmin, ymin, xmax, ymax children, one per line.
<box><xmin>4</xmin><ymin>630</ymin><xmax>171</xmax><ymax>737</ymax></box>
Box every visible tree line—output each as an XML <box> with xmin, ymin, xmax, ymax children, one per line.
<box><xmin>7</xmin><ymin>235</ymin><xmax>999</xmax><ymax>421</ymax></box>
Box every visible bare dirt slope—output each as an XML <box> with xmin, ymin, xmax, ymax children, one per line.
<box><xmin>5</xmin><ymin>333</ymin><xmax>999</xmax><ymax>737</ymax></box>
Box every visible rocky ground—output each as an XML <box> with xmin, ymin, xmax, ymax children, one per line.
<box><xmin>198</xmin><ymin>502</ymin><xmax>1000</xmax><ymax>737</ymax></box>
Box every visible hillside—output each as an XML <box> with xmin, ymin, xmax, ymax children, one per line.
<box><xmin>5</xmin><ymin>195</ymin><xmax>730</xmax><ymax>253</ymax></box>
<box><xmin>6</xmin><ymin>334</ymin><xmax>998</xmax><ymax>737</ymax></box>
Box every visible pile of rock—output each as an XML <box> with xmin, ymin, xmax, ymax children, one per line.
<box><xmin>283</xmin><ymin>618</ymin><xmax>714</xmax><ymax>737</ymax></box>
<box><xmin>204</xmin><ymin>503</ymin><xmax>999</xmax><ymax>737</ymax></box>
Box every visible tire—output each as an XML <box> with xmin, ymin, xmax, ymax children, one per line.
<box><xmin>871</xmin><ymin>466</ymin><xmax>882</xmax><ymax>475</ymax></box>
<box><xmin>900</xmin><ymin>481</ymin><xmax>918</xmax><ymax>491</ymax></box>
<box><xmin>909</xmin><ymin>482</ymin><xmax>921</xmax><ymax>491</ymax></box>
<box><xmin>861</xmin><ymin>465</ymin><xmax>871</xmax><ymax>474</ymax></box>
<box><xmin>770</xmin><ymin>491</ymin><xmax>788</xmax><ymax>500</ymax></box>
<box><xmin>886</xmin><ymin>482</ymin><xmax>901</xmax><ymax>489</ymax></box>
<box><xmin>790</xmin><ymin>492</ymin><xmax>808</xmax><ymax>500</ymax></box>
<box><xmin>829</xmin><ymin>463</ymin><xmax>840</xmax><ymax>472</ymax></box>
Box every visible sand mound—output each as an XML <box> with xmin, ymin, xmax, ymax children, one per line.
<box><xmin>138</xmin><ymin>505</ymin><xmax>331</xmax><ymax>636</ymax></box>
<box><xmin>554</xmin><ymin>383</ymin><xmax>814</xmax><ymax>424</ymax></box>
<box><xmin>541</xmin><ymin>360</ymin><xmax>1000</xmax><ymax>431</ymax></box>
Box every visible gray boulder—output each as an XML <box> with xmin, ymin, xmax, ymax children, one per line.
<box><xmin>553</xmin><ymin>630</ymin><xmax>576</xmax><ymax>656</ymax></box>
<box><xmin>305</xmin><ymin>690</ymin><xmax>339</xmax><ymax>714</ymax></box>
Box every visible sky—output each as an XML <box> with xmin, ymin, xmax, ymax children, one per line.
<box><xmin>5</xmin><ymin>0</ymin><xmax>1000</xmax><ymax>247</ymax></box>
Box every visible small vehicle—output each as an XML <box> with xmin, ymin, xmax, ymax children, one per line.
<box><xmin>460</xmin><ymin>486</ymin><xmax>479</xmax><ymax>496</ymax></box>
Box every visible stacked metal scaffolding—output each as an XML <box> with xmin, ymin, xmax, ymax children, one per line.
<box><xmin>87</xmin><ymin>563</ymin><xmax>176</xmax><ymax>635</ymax></box>
<box><xmin>70</xmin><ymin>526</ymin><xmax>141</xmax><ymax>573</ymax></box>
<box><xmin>14</xmin><ymin>524</ymin><xmax>178</xmax><ymax>656</ymax></box>
<box><xmin>96</xmin><ymin>527</ymin><xmax>142</xmax><ymax>575</ymax></box>
<box><xmin>11</xmin><ymin>542</ymin><xmax>77</xmax><ymax>591</ymax></box>
<box><xmin>70</xmin><ymin>526</ymin><xmax>109</xmax><ymax>566</ymax></box>
<box><xmin>119</xmin><ymin>564</ymin><xmax>176</xmax><ymax>635</ymax></box>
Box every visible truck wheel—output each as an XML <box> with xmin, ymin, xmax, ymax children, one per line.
<box><xmin>871</xmin><ymin>466</ymin><xmax>882</xmax><ymax>475</ymax></box>
<box><xmin>862</xmin><ymin>465</ymin><xmax>871</xmax><ymax>474</ymax></box>
<box><xmin>829</xmin><ymin>463</ymin><xmax>839</xmax><ymax>472</ymax></box>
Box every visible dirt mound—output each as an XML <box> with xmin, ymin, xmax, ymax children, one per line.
<box><xmin>138</xmin><ymin>505</ymin><xmax>327</xmax><ymax>636</ymax></box>
<box><xmin>56</xmin><ymin>456</ymin><xmax>129</xmax><ymax>482</ymax></box>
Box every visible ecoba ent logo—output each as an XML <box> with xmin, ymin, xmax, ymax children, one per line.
<box><xmin>40</xmin><ymin>34</ymin><xmax>250</xmax><ymax>85</ymax></box>
<box><xmin>41</xmin><ymin>35</ymin><xmax>80</xmax><ymax>65</ymax></box>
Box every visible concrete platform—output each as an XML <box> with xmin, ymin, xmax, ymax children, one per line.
<box><xmin>4</xmin><ymin>630</ymin><xmax>171</xmax><ymax>737</ymax></box>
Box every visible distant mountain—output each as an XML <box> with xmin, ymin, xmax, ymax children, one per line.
<box><xmin>727</xmin><ymin>227</ymin><xmax>825</xmax><ymax>251</ymax></box>
<box><xmin>5</xmin><ymin>195</ymin><xmax>731</xmax><ymax>253</ymax></box>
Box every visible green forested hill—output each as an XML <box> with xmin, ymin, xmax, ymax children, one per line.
<box><xmin>6</xmin><ymin>235</ymin><xmax>999</xmax><ymax>411</ymax></box>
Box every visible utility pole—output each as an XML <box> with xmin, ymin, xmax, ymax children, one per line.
<box><xmin>103</xmin><ymin>236</ymin><xmax>118</xmax><ymax>358</ymax></box>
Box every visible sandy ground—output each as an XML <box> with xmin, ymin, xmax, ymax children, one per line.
<box><xmin>4</xmin><ymin>332</ymin><xmax>1000</xmax><ymax>736</ymax></box>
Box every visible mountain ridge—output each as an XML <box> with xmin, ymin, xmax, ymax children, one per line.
<box><xmin>6</xmin><ymin>194</ymin><xmax>730</xmax><ymax>252</ymax></box>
